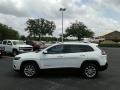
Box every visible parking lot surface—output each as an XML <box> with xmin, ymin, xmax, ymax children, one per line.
<box><xmin>0</xmin><ymin>48</ymin><xmax>120</xmax><ymax>90</ymax></box>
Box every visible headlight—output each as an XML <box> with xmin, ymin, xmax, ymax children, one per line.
<box><xmin>14</xmin><ymin>57</ymin><xmax>21</xmax><ymax>60</ymax></box>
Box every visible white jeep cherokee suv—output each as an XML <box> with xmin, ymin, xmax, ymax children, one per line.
<box><xmin>13</xmin><ymin>42</ymin><xmax>108</xmax><ymax>78</ymax></box>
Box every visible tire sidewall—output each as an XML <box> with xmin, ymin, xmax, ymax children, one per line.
<box><xmin>81</xmin><ymin>63</ymin><xmax>98</xmax><ymax>79</ymax></box>
<box><xmin>21</xmin><ymin>63</ymin><xmax>38</xmax><ymax>77</ymax></box>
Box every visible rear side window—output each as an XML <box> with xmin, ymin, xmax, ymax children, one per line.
<box><xmin>3</xmin><ymin>41</ymin><xmax>7</xmax><ymax>45</ymax></box>
<box><xmin>63</xmin><ymin>45</ymin><xmax>94</xmax><ymax>53</ymax></box>
<box><xmin>79</xmin><ymin>45</ymin><xmax>94</xmax><ymax>52</ymax></box>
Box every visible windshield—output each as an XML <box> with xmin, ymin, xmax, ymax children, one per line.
<box><xmin>13</xmin><ymin>41</ymin><xmax>25</xmax><ymax>45</ymax></box>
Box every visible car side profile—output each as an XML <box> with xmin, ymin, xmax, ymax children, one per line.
<box><xmin>13</xmin><ymin>42</ymin><xmax>108</xmax><ymax>78</ymax></box>
<box><xmin>0</xmin><ymin>40</ymin><xmax>33</xmax><ymax>56</ymax></box>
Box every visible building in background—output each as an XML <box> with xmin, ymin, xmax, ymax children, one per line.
<box><xmin>95</xmin><ymin>31</ymin><xmax>120</xmax><ymax>43</ymax></box>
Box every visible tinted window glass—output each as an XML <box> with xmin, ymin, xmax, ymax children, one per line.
<box><xmin>47</xmin><ymin>45</ymin><xmax>63</xmax><ymax>54</ymax></box>
<box><xmin>63</xmin><ymin>45</ymin><xmax>94</xmax><ymax>53</ymax></box>
<box><xmin>7</xmin><ymin>41</ymin><xmax>12</xmax><ymax>45</ymax></box>
<box><xmin>3</xmin><ymin>41</ymin><xmax>7</xmax><ymax>45</ymax></box>
<box><xmin>78</xmin><ymin>45</ymin><xmax>94</xmax><ymax>52</ymax></box>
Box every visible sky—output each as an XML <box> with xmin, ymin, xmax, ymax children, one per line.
<box><xmin>0</xmin><ymin>0</ymin><xmax>120</xmax><ymax>37</ymax></box>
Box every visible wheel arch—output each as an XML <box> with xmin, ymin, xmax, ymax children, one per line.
<box><xmin>80</xmin><ymin>60</ymin><xmax>100</xmax><ymax>69</ymax></box>
<box><xmin>20</xmin><ymin>60</ymin><xmax>40</xmax><ymax>71</ymax></box>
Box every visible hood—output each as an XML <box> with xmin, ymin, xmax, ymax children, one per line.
<box><xmin>16</xmin><ymin>52</ymin><xmax>40</xmax><ymax>60</ymax></box>
<box><xmin>15</xmin><ymin>44</ymin><xmax>32</xmax><ymax>48</ymax></box>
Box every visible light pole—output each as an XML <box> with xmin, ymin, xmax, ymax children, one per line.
<box><xmin>59</xmin><ymin>8</ymin><xmax>66</xmax><ymax>43</ymax></box>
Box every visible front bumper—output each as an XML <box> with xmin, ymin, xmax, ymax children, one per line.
<box><xmin>13</xmin><ymin>60</ymin><xmax>21</xmax><ymax>71</ymax></box>
<box><xmin>99</xmin><ymin>63</ymin><xmax>108</xmax><ymax>71</ymax></box>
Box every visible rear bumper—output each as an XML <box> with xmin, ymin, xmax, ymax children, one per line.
<box><xmin>99</xmin><ymin>63</ymin><xmax>108</xmax><ymax>71</ymax></box>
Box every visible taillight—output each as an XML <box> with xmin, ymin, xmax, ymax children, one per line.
<box><xmin>97</xmin><ymin>46</ymin><xmax>106</xmax><ymax>55</ymax></box>
<box><xmin>101</xmin><ymin>50</ymin><xmax>106</xmax><ymax>55</ymax></box>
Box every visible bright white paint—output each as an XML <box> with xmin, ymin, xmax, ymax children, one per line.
<box><xmin>0</xmin><ymin>40</ymin><xmax>32</xmax><ymax>54</ymax></box>
<box><xmin>13</xmin><ymin>42</ymin><xmax>107</xmax><ymax>70</ymax></box>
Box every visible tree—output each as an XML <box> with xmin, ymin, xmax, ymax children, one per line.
<box><xmin>25</xmin><ymin>19</ymin><xmax>37</xmax><ymax>40</ymax></box>
<box><xmin>25</xmin><ymin>18</ymin><xmax>56</xmax><ymax>40</ymax></box>
<box><xmin>0</xmin><ymin>23</ymin><xmax>19</xmax><ymax>40</ymax></box>
<box><xmin>20</xmin><ymin>35</ymin><xmax>26</xmax><ymax>41</ymax></box>
<box><xmin>65</xmin><ymin>21</ymin><xmax>94</xmax><ymax>40</ymax></box>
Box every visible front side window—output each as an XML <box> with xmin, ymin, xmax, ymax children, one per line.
<box><xmin>3</xmin><ymin>41</ymin><xmax>7</xmax><ymax>45</ymax></box>
<box><xmin>13</xmin><ymin>41</ymin><xmax>25</xmax><ymax>45</ymax></box>
<box><xmin>47</xmin><ymin>45</ymin><xmax>63</xmax><ymax>54</ymax></box>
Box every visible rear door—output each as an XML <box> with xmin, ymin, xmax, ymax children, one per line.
<box><xmin>61</xmin><ymin>45</ymin><xmax>94</xmax><ymax>68</ymax></box>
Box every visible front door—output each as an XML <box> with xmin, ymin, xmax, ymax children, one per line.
<box><xmin>40</xmin><ymin>44</ymin><xmax>64</xmax><ymax>68</ymax></box>
<box><xmin>6</xmin><ymin>41</ymin><xmax>13</xmax><ymax>53</ymax></box>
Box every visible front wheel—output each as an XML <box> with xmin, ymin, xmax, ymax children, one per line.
<box><xmin>12</xmin><ymin>50</ymin><xmax>18</xmax><ymax>56</ymax></box>
<box><xmin>21</xmin><ymin>63</ymin><xmax>38</xmax><ymax>77</ymax></box>
<box><xmin>81</xmin><ymin>63</ymin><xmax>98</xmax><ymax>79</ymax></box>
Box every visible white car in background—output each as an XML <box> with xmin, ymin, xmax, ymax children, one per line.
<box><xmin>0</xmin><ymin>40</ymin><xmax>33</xmax><ymax>56</ymax></box>
<box><xmin>13</xmin><ymin>42</ymin><xmax>108</xmax><ymax>78</ymax></box>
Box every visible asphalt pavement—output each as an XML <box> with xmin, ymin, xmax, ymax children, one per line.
<box><xmin>0</xmin><ymin>48</ymin><xmax>120</xmax><ymax>90</ymax></box>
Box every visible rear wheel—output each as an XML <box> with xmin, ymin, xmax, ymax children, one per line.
<box><xmin>81</xmin><ymin>63</ymin><xmax>98</xmax><ymax>79</ymax></box>
<box><xmin>21</xmin><ymin>63</ymin><xmax>39</xmax><ymax>77</ymax></box>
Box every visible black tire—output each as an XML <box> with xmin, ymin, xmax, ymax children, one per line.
<box><xmin>81</xmin><ymin>63</ymin><xmax>98</xmax><ymax>79</ymax></box>
<box><xmin>12</xmin><ymin>50</ymin><xmax>18</xmax><ymax>56</ymax></box>
<box><xmin>21</xmin><ymin>63</ymin><xmax>39</xmax><ymax>77</ymax></box>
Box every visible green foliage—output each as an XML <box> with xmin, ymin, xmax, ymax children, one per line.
<box><xmin>25</xmin><ymin>18</ymin><xmax>56</xmax><ymax>40</ymax></box>
<box><xmin>65</xmin><ymin>21</ymin><xmax>94</xmax><ymax>40</ymax></box>
<box><xmin>101</xmin><ymin>40</ymin><xmax>116</xmax><ymax>44</ymax></box>
<box><xmin>0</xmin><ymin>23</ymin><xmax>19</xmax><ymax>40</ymax></box>
<box><xmin>99</xmin><ymin>44</ymin><xmax>120</xmax><ymax>48</ymax></box>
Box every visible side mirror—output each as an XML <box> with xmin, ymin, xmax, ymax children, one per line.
<box><xmin>43</xmin><ymin>50</ymin><xmax>48</xmax><ymax>54</ymax></box>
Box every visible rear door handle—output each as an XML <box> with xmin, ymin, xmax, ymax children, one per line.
<box><xmin>57</xmin><ymin>56</ymin><xmax>63</xmax><ymax>58</ymax></box>
<box><xmin>80</xmin><ymin>55</ymin><xmax>85</xmax><ymax>57</ymax></box>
